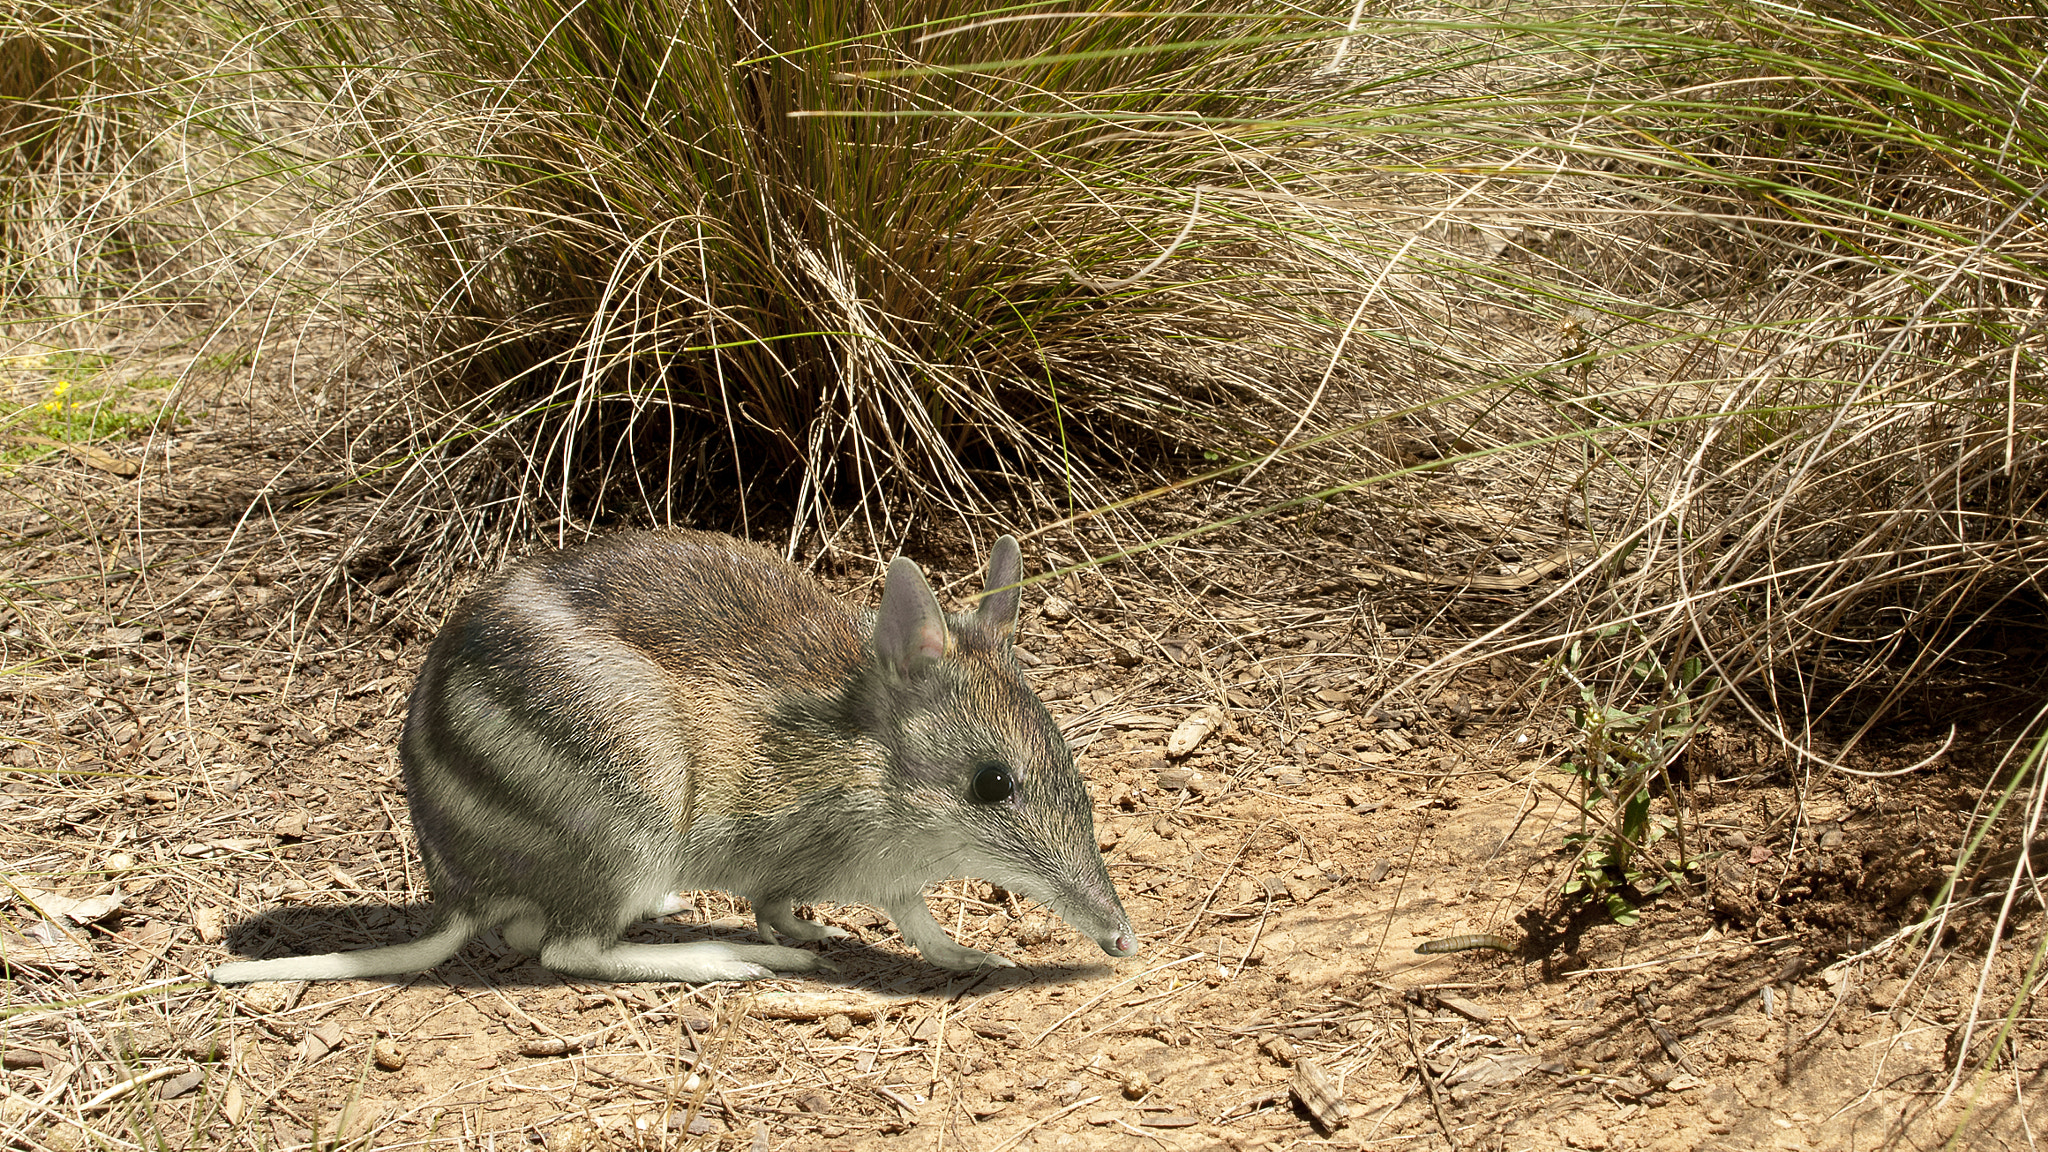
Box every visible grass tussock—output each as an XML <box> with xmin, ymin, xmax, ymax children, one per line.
<box><xmin>246</xmin><ymin>0</ymin><xmax>1412</xmax><ymax>565</ymax></box>
<box><xmin>1532</xmin><ymin>0</ymin><xmax>2047</xmax><ymax>752</ymax></box>
<box><xmin>1</xmin><ymin>0</ymin><xmax>171</xmax><ymax>321</ymax></box>
<box><xmin>1310</xmin><ymin>0</ymin><xmax>2048</xmax><ymax>1029</ymax></box>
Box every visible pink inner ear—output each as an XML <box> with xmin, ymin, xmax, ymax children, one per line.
<box><xmin>915</xmin><ymin>620</ymin><xmax>946</xmax><ymax>661</ymax></box>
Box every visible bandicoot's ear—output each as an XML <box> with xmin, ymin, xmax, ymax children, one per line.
<box><xmin>970</xmin><ymin>535</ymin><xmax>1024</xmax><ymax>644</ymax></box>
<box><xmin>874</xmin><ymin>555</ymin><xmax>947</xmax><ymax>677</ymax></box>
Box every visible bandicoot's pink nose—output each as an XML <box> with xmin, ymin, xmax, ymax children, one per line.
<box><xmin>1103</xmin><ymin>929</ymin><xmax>1140</xmax><ymax>957</ymax></box>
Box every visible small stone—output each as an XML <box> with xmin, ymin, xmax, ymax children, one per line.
<box><xmin>1259</xmin><ymin>1035</ymin><xmax>1296</xmax><ymax>1065</ymax></box>
<box><xmin>1166</xmin><ymin>706</ymin><xmax>1224</xmax><ymax>758</ymax></box>
<box><xmin>300</xmin><ymin>1021</ymin><xmax>344</xmax><ymax>1062</ymax></box>
<box><xmin>157</xmin><ymin>1069</ymin><xmax>205</xmax><ymax>1100</ymax></box>
<box><xmin>1121</xmin><ymin>1071</ymin><xmax>1151</xmax><ymax>1100</ymax></box>
<box><xmin>823</xmin><ymin>1014</ymin><xmax>854</xmax><ymax>1040</ymax></box>
<box><xmin>234</xmin><ymin>980</ymin><xmax>295</xmax><ymax>1015</ymax></box>
<box><xmin>372</xmin><ymin>1039</ymin><xmax>405</xmax><ymax>1070</ymax></box>
<box><xmin>1284</xmin><ymin>876</ymin><xmax>1327</xmax><ymax>904</ymax></box>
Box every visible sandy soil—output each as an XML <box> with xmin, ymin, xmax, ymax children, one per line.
<box><xmin>2</xmin><ymin>342</ymin><xmax>2042</xmax><ymax>1152</ymax></box>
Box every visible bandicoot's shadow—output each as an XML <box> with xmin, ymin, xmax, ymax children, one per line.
<box><xmin>222</xmin><ymin>905</ymin><xmax>1111</xmax><ymax>992</ymax></box>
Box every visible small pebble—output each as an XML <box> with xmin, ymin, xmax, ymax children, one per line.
<box><xmin>1259</xmin><ymin>1035</ymin><xmax>1296</xmax><ymax>1065</ymax></box>
<box><xmin>372</xmin><ymin>1039</ymin><xmax>406</xmax><ymax>1071</ymax></box>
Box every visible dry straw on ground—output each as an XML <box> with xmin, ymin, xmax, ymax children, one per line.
<box><xmin>4</xmin><ymin>0</ymin><xmax>2045</xmax><ymax>1147</ymax></box>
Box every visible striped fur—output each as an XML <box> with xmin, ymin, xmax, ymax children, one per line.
<box><xmin>211</xmin><ymin>531</ymin><xmax>1138</xmax><ymax>984</ymax></box>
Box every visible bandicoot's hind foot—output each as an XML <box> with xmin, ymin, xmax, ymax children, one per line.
<box><xmin>537</xmin><ymin>938</ymin><xmax>829</xmax><ymax>983</ymax></box>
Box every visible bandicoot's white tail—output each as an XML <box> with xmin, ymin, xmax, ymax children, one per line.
<box><xmin>209</xmin><ymin>912</ymin><xmax>480</xmax><ymax>984</ymax></box>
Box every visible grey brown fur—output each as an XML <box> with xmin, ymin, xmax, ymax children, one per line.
<box><xmin>210</xmin><ymin>530</ymin><xmax>1138</xmax><ymax>984</ymax></box>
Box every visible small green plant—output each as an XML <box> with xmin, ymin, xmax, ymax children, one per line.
<box><xmin>1553</xmin><ymin>625</ymin><xmax>1716</xmax><ymax>925</ymax></box>
<box><xmin>194</xmin><ymin>349</ymin><xmax>250</xmax><ymax>375</ymax></box>
<box><xmin>0</xmin><ymin>351</ymin><xmax>182</xmax><ymax>465</ymax></box>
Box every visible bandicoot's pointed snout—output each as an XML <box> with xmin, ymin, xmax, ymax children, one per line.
<box><xmin>1048</xmin><ymin>877</ymin><xmax>1139</xmax><ymax>960</ymax></box>
<box><xmin>1100</xmin><ymin>926</ymin><xmax>1141</xmax><ymax>958</ymax></box>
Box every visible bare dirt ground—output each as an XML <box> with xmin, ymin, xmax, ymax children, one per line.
<box><xmin>3</xmin><ymin>342</ymin><xmax>2043</xmax><ymax>1152</ymax></box>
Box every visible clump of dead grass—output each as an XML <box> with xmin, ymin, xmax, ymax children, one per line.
<box><xmin>1272</xmin><ymin>0</ymin><xmax>2048</xmax><ymax>1107</ymax></box>
<box><xmin>0</xmin><ymin>0</ymin><xmax>193</xmax><ymax>326</ymax></box>
<box><xmin>233</xmin><ymin>0</ymin><xmax>1447</xmax><ymax>582</ymax></box>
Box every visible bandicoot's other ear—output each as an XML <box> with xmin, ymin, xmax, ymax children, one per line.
<box><xmin>971</xmin><ymin>535</ymin><xmax>1024</xmax><ymax>644</ymax></box>
<box><xmin>874</xmin><ymin>555</ymin><xmax>947</xmax><ymax>677</ymax></box>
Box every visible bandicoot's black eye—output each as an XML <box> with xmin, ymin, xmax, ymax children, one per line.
<box><xmin>971</xmin><ymin>762</ymin><xmax>1015</xmax><ymax>804</ymax></box>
